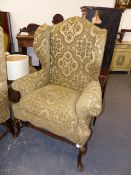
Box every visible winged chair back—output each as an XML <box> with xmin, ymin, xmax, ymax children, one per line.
<box><xmin>0</xmin><ymin>27</ymin><xmax>9</xmax><ymax>123</ymax></box>
<box><xmin>34</xmin><ymin>17</ymin><xmax>107</xmax><ymax>91</ymax></box>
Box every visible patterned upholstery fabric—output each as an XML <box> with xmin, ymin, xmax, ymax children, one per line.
<box><xmin>12</xmin><ymin>17</ymin><xmax>107</xmax><ymax>146</ymax></box>
<box><xmin>76</xmin><ymin>81</ymin><xmax>102</xmax><ymax>118</ymax></box>
<box><xmin>0</xmin><ymin>27</ymin><xmax>9</xmax><ymax>124</ymax></box>
<box><xmin>49</xmin><ymin>17</ymin><xmax>106</xmax><ymax>91</ymax></box>
<box><xmin>20</xmin><ymin>85</ymin><xmax>80</xmax><ymax>128</ymax></box>
<box><xmin>12</xmin><ymin>69</ymin><xmax>49</xmax><ymax>98</ymax></box>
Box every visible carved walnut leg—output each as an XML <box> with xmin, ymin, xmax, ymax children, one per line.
<box><xmin>77</xmin><ymin>144</ymin><xmax>87</xmax><ymax>171</ymax></box>
<box><xmin>6</xmin><ymin>118</ymin><xmax>15</xmax><ymax>137</ymax></box>
<box><xmin>14</xmin><ymin>119</ymin><xmax>21</xmax><ymax>137</ymax></box>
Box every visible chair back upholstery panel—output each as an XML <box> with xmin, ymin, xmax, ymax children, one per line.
<box><xmin>0</xmin><ymin>27</ymin><xmax>9</xmax><ymax>123</ymax></box>
<box><xmin>49</xmin><ymin>17</ymin><xmax>107</xmax><ymax>91</ymax></box>
<box><xmin>34</xmin><ymin>24</ymin><xmax>51</xmax><ymax>75</ymax></box>
<box><xmin>34</xmin><ymin>17</ymin><xmax>107</xmax><ymax>92</ymax></box>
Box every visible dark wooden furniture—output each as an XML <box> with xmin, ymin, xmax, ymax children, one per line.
<box><xmin>16</xmin><ymin>23</ymin><xmax>41</xmax><ymax>68</ymax></box>
<box><xmin>18</xmin><ymin>23</ymin><xmax>39</xmax><ymax>35</ymax></box>
<box><xmin>16</xmin><ymin>34</ymin><xmax>41</xmax><ymax>70</ymax></box>
<box><xmin>115</xmin><ymin>0</ymin><xmax>131</xmax><ymax>9</ymax></box>
<box><xmin>110</xmin><ymin>41</ymin><xmax>131</xmax><ymax>73</ymax></box>
<box><xmin>81</xmin><ymin>6</ymin><xmax>124</xmax><ymax>72</ymax></box>
<box><xmin>16</xmin><ymin>23</ymin><xmax>39</xmax><ymax>54</ymax></box>
<box><xmin>117</xmin><ymin>29</ymin><xmax>131</xmax><ymax>42</ymax></box>
<box><xmin>52</xmin><ymin>14</ymin><xmax>64</xmax><ymax>24</ymax></box>
<box><xmin>81</xmin><ymin>6</ymin><xmax>124</xmax><ymax>95</ymax></box>
<box><xmin>16</xmin><ymin>34</ymin><xmax>34</xmax><ymax>54</ymax></box>
<box><xmin>0</xmin><ymin>11</ymin><xmax>14</xmax><ymax>53</ymax></box>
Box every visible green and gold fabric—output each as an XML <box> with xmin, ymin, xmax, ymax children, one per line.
<box><xmin>12</xmin><ymin>17</ymin><xmax>107</xmax><ymax>146</ymax></box>
<box><xmin>0</xmin><ymin>27</ymin><xmax>9</xmax><ymax>124</ymax></box>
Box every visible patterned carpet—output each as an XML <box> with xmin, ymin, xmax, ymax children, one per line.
<box><xmin>0</xmin><ymin>74</ymin><xmax>131</xmax><ymax>175</ymax></box>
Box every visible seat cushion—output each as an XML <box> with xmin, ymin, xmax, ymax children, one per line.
<box><xmin>20</xmin><ymin>85</ymin><xmax>80</xmax><ymax>128</ymax></box>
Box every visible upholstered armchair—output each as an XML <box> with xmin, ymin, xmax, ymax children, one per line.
<box><xmin>12</xmin><ymin>17</ymin><xmax>107</xmax><ymax>170</ymax></box>
<box><xmin>0</xmin><ymin>27</ymin><xmax>10</xmax><ymax>138</ymax></box>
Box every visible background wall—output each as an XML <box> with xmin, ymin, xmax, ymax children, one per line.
<box><xmin>0</xmin><ymin>0</ymin><xmax>131</xmax><ymax>64</ymax></box>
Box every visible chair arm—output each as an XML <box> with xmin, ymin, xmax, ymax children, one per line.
<box><xmin>76</xmin><ymin>81</ymin><xmax>102</xmax><ymax>119</ymax></box>
<box><xmin>11</xmin><ymin>68</ymin><xmax>48</xmax><ymax>98</ymax></box>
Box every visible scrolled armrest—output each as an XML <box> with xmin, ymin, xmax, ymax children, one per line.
<box><xmin>76</xmin><ymin>81</ymin><xmax>102</xmax><ymax>119</ymax></box>
<box><xmin>11</xmin><ymin>68</ymin><xmax>48</xmax><ymax>98</ymax></box>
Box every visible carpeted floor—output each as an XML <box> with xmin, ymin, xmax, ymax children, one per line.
<box><xmin>0</xmin><ymin>74</ymin><xmax>131</xmax><ymax>175</ymax></box>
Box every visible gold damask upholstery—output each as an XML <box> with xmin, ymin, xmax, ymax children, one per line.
<box><xmin>12</xmin><ymin>17</ymin><xmax>107</xmax><ymax>146</ymax></box>
<box><xmin>0</xmin><ymin>27</ymin><xmax>9</xmax><ymax>124</ymax></box>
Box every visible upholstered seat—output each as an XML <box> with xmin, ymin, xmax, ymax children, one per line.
<box><xmin>13</xmin><ymin>84</ymin><xmax>92</xmax><ymax>145</ymax></box>
<box><xmin>12</xmin><ymin>16</ymin><xmax>107</xmax><ymax>169</ymax></box>
<box><xmin>18</xmin><ymin>85</ymin><xmax>79</xmax><ymax>127</ymax></box>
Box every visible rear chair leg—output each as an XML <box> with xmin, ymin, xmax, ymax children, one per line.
<box><xmin>77</xmin><ymin>144</ymin><xmax>87</xmax><ymax>171</ymax></box>
<box><xmin>6</xmin><ymin>118</ymin><xmax>15</xmax><ymax>136</ymax></box>
<box><xmin>93</xmin><ymin>117</ymin><xmax>97</xmax><ymax>125</ymax></box>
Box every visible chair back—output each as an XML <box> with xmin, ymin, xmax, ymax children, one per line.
<box><xmin>34</xmin><ymin>17</ymin><xmax>107</xmax><ymax>91</ymax></box>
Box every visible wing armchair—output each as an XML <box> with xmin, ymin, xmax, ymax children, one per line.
<box><xmin>0</xmin><ymin>27</ymin><xmax>10</xmax><ymax>139</ymax></box>
<box><xmin>12</xmin><ymin>17</ymin><xmax>107</xmax><ymax>170</ymax></box>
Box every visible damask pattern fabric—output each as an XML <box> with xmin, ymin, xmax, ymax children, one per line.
<box><xmin>76</xmin><ymin>81</ymin><xmax>102</xmax><ymax>119</ymax></box>
<box><xmin>34</xmin><ymin>24</ymin><xmax>51</xmax><ymax>70</ymax></box>
<box><xmin>12</xmin><ymin>68</ymin><xmax>49</xmax><ymax>98</ymax></box>
<box><xmin>12</xmin><ymin>17</ymin><xmax>107</xmax><ymax>146</ymax></box>
<box><xmin>19</xmin><ymin>85</ymin><xmax>80</xmax><ymax>128</ymax></box>
<box><xmin>13</xmin><ymin>103</ymin><xmax>91</xmax><ymax>146</ymax></box>
<box><xmin>49</xmin><ymin>17</ymin><xmax>107</xmax><ymax>91</ymax></box>
<box><xmin>0</xmin><ymin>27</ymin><xmax>9</xmax><ymax>123</ymax></box>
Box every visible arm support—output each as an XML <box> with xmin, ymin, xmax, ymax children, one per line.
<box><xmin>76</xmin><ymin>81</ymin><xmax>102</xmax><ymax>119</ymax></box>
<box><xmin>12</xmin><ymin>68</ymin><xmax>48</xmax><ymax>98</ymax></box>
